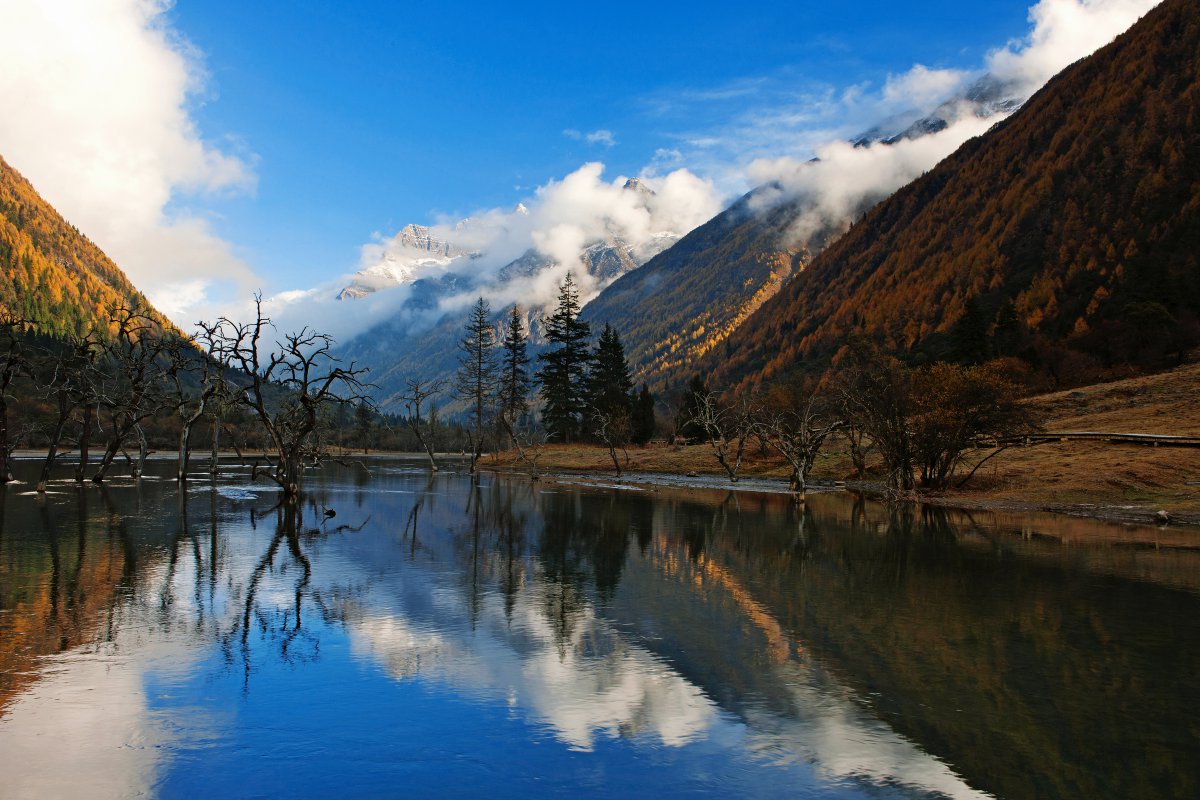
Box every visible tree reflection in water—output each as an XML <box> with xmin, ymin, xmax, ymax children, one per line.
<box><xmin>1</xmin><ymin>461</ymin><xmax>1199</xmax><ymax>800</ymax></box>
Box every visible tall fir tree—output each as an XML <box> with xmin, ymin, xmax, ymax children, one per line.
<box><xmin>586</xmin><ymin>323</ymin><xmax>634</xmax><ymax>438</ymax></box>
<box><xmin>454</xmin><ymin>296</ymin><xmax>497</xmax><ymax>471</ymax></box>
<box><xmin>498</xmin><ymin>305</ymin><xmax>531</xmax><ymax>428</ymax></box>
<box><xmin>632</xmin><ymin>383</ymin><xmax>656</xmax><ymax>445</ymax></box>
<box><xmin>536</xmin><ymin>274</ymin><xmax>591</xmax><ymax>442</ymax></box>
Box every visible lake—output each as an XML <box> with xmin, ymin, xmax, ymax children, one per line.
<box><xmin>1</xmin><ymin>457</ymin><xmax>1198</xmax><ymax>799</ymax></box>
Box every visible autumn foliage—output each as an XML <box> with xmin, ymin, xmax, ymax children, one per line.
<box><xmin>710</xmin><ymin>0</ymin><xmax>1200</xmax><ymax>393</ymax></box>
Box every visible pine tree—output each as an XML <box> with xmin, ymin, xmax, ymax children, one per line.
<box><xmin>586</xmin><ymin>323</ymin><xmax>634</xmax><ymax>437</ymax></box>
<box><xmin>353</xmin><ymin>400</ymin><xmax>375</xmax><ymax>452</ymax></box>
<box><xmin>536</xmin><ymin>274</ymin><xmax>591</xmax><ymax>442</ymax></box>
<box><xmin>632</xmin><ymin>383</ymin><xmax>657</xmax><ymax>445</ymax></box>
<box><xmin>498</xmin><ymin>305</ymin><xmax>531</xmax><ymax>429</ymax></box>
<box><xmin>455</xmin><ymin>296</ymin><xmax>497</xmax><ymax>471</ymax></box>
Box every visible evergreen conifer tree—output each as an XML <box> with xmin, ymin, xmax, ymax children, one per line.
<box><xmin>632</xmin><ymin>383</ymin><xmax>656</xmax><ymax>445</ymax></box>
<box><xmin>455</xmin><ymin>296</ymin><xmax>497</xmax><ymax>471</ymax></box>
<box><xmin>536</xmin><ymin>274</ymin><xmax>591</xmax><ymax>442</ymax></box>
<box><xmin>498</xmin><ymin>305</ymin><xmax>531</xmax><ymax>429</ymax></box>
<box><xmin>586</xmin><ymin>323</ymin><xmax>634</xmax><ymax>436</ymax></box>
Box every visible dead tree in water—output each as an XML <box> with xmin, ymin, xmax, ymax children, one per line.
<box><xmin>208</xmin><ymin>295</ymin><xmax>371</xmax><ymax>501</ymax></box>
<box><xmin>0</xmin><ymin>316</ymin><xmax>32</xmax><ymax>483</ymax></box>
<box><xmin>33</xmin><ymin>331</ymin><xmax>104</xmax><ymax>492</ymax></box>
<box><xmin>92</xmin><ymin>308</ymin><xmax>172</xmax><ymax>483</ymax></box>
<box><xmin>167</xmin><ymin>321</ymin><xmax>233</xmax><ymax>483</ymax></box>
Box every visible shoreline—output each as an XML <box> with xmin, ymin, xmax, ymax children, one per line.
<box><xmin>11</xmin><ymin>447</ymin><xmax>1198</xmax><ymax>533</ymax></box>
<box><xmin>484</xmin><ymin>462</ymin><xmax>1200</xmax><ymax>533</ymax></box>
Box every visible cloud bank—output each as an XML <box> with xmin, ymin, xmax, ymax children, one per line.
<box><xmin>266</xmin><ymin>162</ymin><xmax>723</xmax><ymax>343</ymax></box>
<box><xmin>741</xmin><ymin>0</ymin><xmax>1161</xmax><ymax>247</ymax></box>
<box><xmin>0</xmin><ymin>0</ymin><xmax>257</xmax><ymax>321</ymax></box>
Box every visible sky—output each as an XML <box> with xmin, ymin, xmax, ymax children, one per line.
<box><xmin>0</xmin><ymin>0</ymin><xmax>1162</xmax><ymax>329</ymax></box>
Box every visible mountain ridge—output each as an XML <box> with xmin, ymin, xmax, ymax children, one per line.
<box><xmin>706</xmin><ymin>0</ymin><xmax>1198</xmax><ymax>392</ymax></box>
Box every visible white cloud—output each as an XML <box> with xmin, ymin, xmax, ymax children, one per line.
<box><xmin>0</xmin><ymin>0</ymin><xmax>259</xmax><ymax>325</ymax></box>
<box><xmin>739</xmin><ymin>0</ymin><xmax>1162</xmax><ymax>247</ymax></box>
<box><xmin>747</xmin><ymin>115</ymin><xmax>999</xmax><ymax>246</ymax></box>
<box><xmin>585</xmin><ymin>129</ymin><xmax>617</xmax><ymax>147</ymax></box>
<box><xmin>987</xmin><ymin>0</ymin><xmax>1160</xmax><ymax>93</ymax></box>
<box><xmin>881</xmin><ymin>65</ymin><xmax>973</xmax><ymax>109</ymax></box>
<box><xmin>657</xmin><ymin>0</ymin><xmax>1161</xmax><ymax>197</ymax></box>
<box><xmin>563</xmin><ymin>128</ymin><xmax>618</xmax><ymax>147</ymax></box>
<box><xmin>265</xmin><ymin>162</ymin><xmax>723</xmax><ymax>344</ymax></box>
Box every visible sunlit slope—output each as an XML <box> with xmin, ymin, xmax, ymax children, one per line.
<box><xmin>710</xmin><ymin>0</ymin><xmax>1200</xmax><ymax>391</ymax></box>
<box><xmin>579</xmin><ymin>190</ymin><xmax>818</xmax><ymax>391</ymax></box>
<box><xmin>0</xmin><ymin>154</ymin><xmax>177</xmax><ymax>337</ymax></box>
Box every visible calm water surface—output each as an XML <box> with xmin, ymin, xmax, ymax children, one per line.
<box><xmin>1</xmin><ymin>458</ymin><xmax>1198</xmax><ymax>799</ymax></box>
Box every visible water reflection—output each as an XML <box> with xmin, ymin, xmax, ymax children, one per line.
<box><xmin>0</xmin><ymin>460</ymin><xmax>1197</xmax><ymax>799</ymax></box>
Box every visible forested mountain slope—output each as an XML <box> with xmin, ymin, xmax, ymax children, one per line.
<box><xmin>0</xmin><ymin>155</ymin><xmax>176</xmax><ymax>337</ymax></box>
<box><xmin>577</xmin><ymin>188</ymin><xmax>823</xmax><ymax>390</ymax></box>
<box><xmin>580</xmin><ymin>75</ymin><xmax>1026</xmax><ymax>393</ymax></box>
<box><xmin>709</xmin><ymin>0</ymin><xmax>1199</xmax><ymax>391</ymax></box>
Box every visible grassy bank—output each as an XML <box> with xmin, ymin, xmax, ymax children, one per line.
<box><xmin>489</xmin><ymin>363</ymin><xmax>1200</xmax><ymax>529</ymax></box>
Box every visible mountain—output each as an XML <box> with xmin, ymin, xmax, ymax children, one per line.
<box><xmin>338</xmin><ymin>179</ymin><xmax>685</xmax><ymax>411</ymax></box>
<box><xmin>853</xmin><ymin>73</ymin><xmax>1023</xmax><ymax>147</ymax></box>
<box><xmin>578</xmin><ymin>187</ymin><xmax>824</xmax><ymax>389</ymax></box>
<box><xmin>705</xmin><ymin>0</ymin><xmax>1199</xmax><ymax>392</ymax></box>
<box><xmin>0</xmin><ymin>155</ymin><xmax>176</xmax><ymax>337</ymax></box>
<box><xmin>580</xmin><ymin>75</ymin><xmax>1027</xmax><ymax>393</ymax></box>
<box><xmin>336</xmin><ymin>224</ymin><xmax>478</xmax><ymax>300</ymax></box>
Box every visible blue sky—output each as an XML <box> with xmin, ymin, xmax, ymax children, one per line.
<box><xmin>0</xmin><ymin>1</ymin><xmax>1160</xmax><ymax>325</ymax></box>
<box><xmin>169</xmin><ymin>1</ymin><xmax>1032</xmax><ymax>286</ymax></box>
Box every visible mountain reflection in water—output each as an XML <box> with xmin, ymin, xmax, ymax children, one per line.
<box><xmin>0</xmin><ymin>459</ymin><xmax>1197</xmax><ymax>799</ymax></box>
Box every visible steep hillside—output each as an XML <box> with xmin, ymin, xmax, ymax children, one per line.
<box><xmin>578</xmin><ymin>189</ymin><xmax>818</xmax><ymax>390</ymax></box>
<box><xmin>0</xmin><ymin>155</ymin><xmax>176</xmax><ymax>337</ymax></box>
<box><xmin>711</xmin><ymin>0</ymin><xmax>1199</xmax><ymax>391</ymax></box>
<box><xmin>581</xmin><ymin>73</ymin><xmax>1025</xmax><ymax>392</ymax></box>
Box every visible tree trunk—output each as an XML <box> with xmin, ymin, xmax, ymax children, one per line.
<box><xmin>0</xmin><ymin>395</ymin><xmax>10</xmax><ymax>483</ymax></box>
<box><xmin>210</xmin><ymin>418</ymin><xmax>221</xmax><ymax>476</ymax></box>
<box><xmin>75</xmin><ymin>405</ymin><xmax>93</xmax><ymax>482</ymax></box>
<box><xmin>38</xmin><ymin>410</ymin><xmax>69</xmax><ymax>493</ymax></box>
<box><xmin>278</xmin><ymin>455</ymin><xmax>303</xmax><ymax>501</ymax></box>
<box><xmin>606</xmin><ymin>441</ymin><xmax>622</xmax><ymax>476</ymax></box>
<box><xmin>133</xmin><ymin>425</ymin><xmax>148</xmax><ymax>479</ymax></box>
<box><xmin>419</xmin><ymin>434</ymin><xmax>439</xmax><ymax>472</ymax></box>
<box><xmin>92</xmin><ymin>437</ymin><xmax>123</xmax><ymax>484</ymax></box>
<box><xmin>178</xmin><ymin>420</ymin><xmax>193</xmax><ymax>483</ymax></box>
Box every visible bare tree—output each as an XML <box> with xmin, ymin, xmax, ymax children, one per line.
<box><xmin>208</xmin><ymin>295</ymin><xmax>371</xmax><ymax>500</ymax></box>
<box><xmin>91</xmin><ymin>307</ymin><xmax>173</xmax><ymax>483</ymax></box>
<box><xmin>398</xmin><ymin>377</ymin><xmax>447</xmax><ymax>472</ymax></box>
<box><xmin>838</xmin><ymin>350</ymin><xmax>917</xmax><ymax>494</ymax></box>
<box><xmin>759</xmin><ymin>393</ymin><xmax>843</xmax><ymax>500</ymax></box>
<box><xmin>166</xmin><ymin>321</ymin><xmax>234</xmax><ymax>483</ymax></box>
<box><xmin>688</xmin><ymin>391</ymin><xmax>757</xmax><ymax>483</ymax></box>
<box><xmin>32</xmin><ymin>331</ymin><xmax>104</xmax><ymax>492</ymax></box>
<box><xmin>590</xmin><ymin>407</ymin><xmax>630</xmax><ymax>476</ymax></box>
<box><xmin>0</xmin><ymin>316</ymin><xmax>32</xmax><ymax>482</ymax></box>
